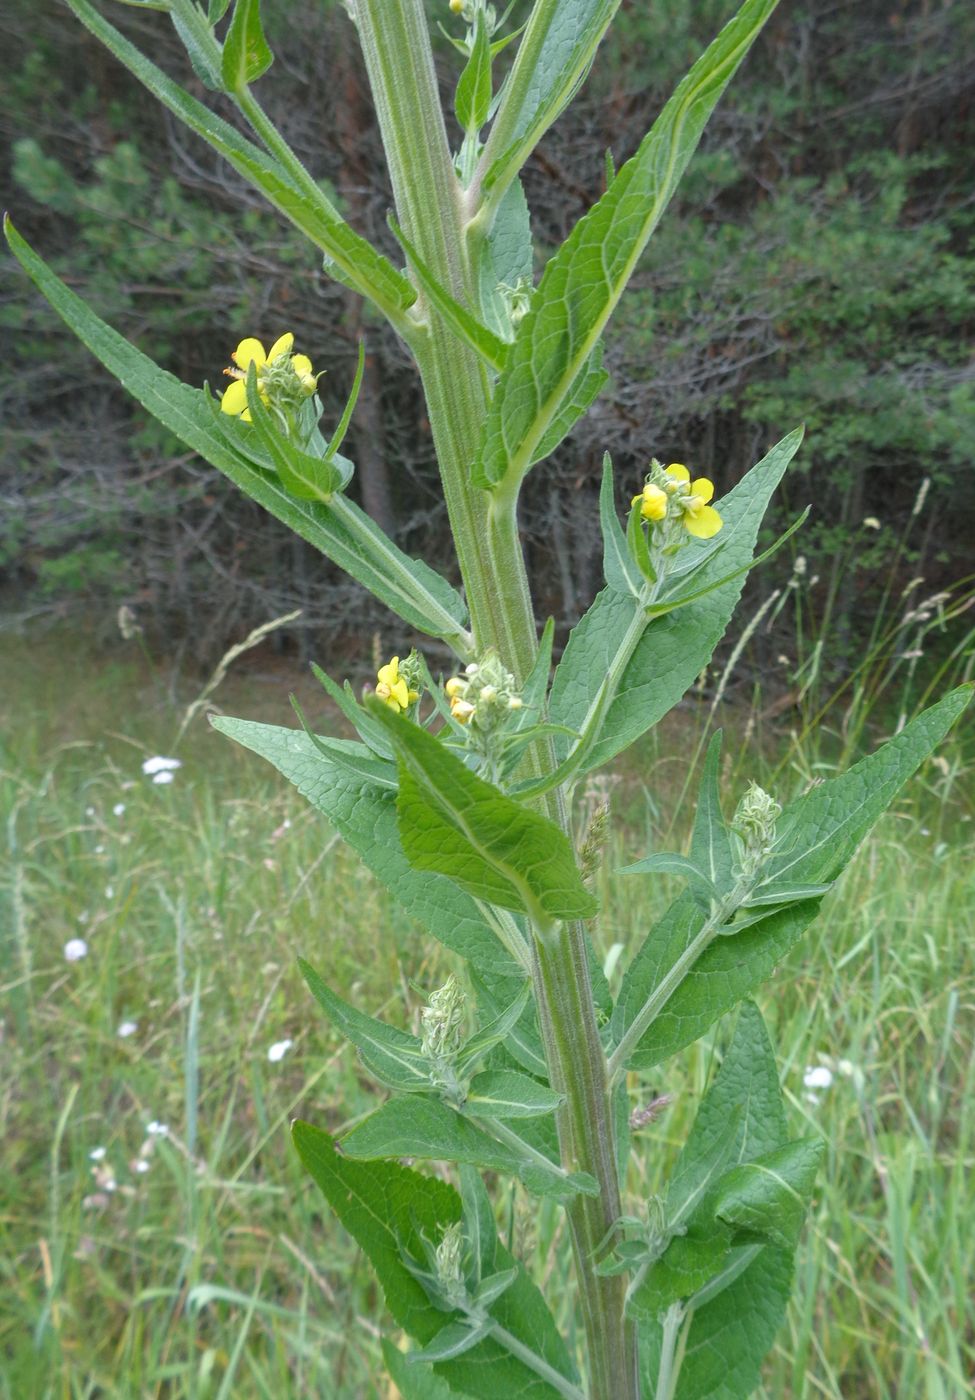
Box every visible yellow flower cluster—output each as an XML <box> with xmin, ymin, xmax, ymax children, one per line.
<box><xmin>221</xmin><ymin>333</ymin><xmax>316</xmax><ymax>422</ymax></box>
<box><xmin>375</xmin><ymin>656</ymin><xmax>420</xmax><ymax>713</ymax></box>
<box><xmin>633</xmin><ymin>463</ymin><xmax>723</xmax><ymax>539</ymax></box>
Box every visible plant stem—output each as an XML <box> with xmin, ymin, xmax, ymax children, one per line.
<box><xmin>353</xmin><ymin>5</ymin><xmax>639</xmax><ymax>1394</ymax></box>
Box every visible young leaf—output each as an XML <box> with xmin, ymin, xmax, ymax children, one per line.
<box><xmin>618</xmin><ymin>852</ymin><xmax>715</xmax><ymax>902</ymax></box>
<box><xmin>475</xmin><ymin>0</ymin><xmax>779</xmax><ymax>489</ymax></box>
<box><xmin>524</xmin><ymin>343</ymin><xmax>609</xmax><ymax>470</ymax></box>
<box><xmin>464</xmin><ymin>1071</ymin><xmax>564</xmax><ymax>1120</ymax></box>
<box><xmin>455</xmin><ymin>9</ymin><xmax>492</xmax><ymax>132</ymax></box>
<box><xmin>63</xmin><ymin>0</ymin><xmax>416</xmax><ymax>316</ymax></box>
<box><xmin>221</xmin><ymin>0</ymin><xmax>273</xmax><ymax>91</ymax></box>
<box><xmin>410</xmin><ymin>1321</ymin><xmax>494</xmax><ymax>1364</ymax></box>
<box><xmin>211</xmin><ymin>717</ymin><xmax>529</xmax><ymax>978</ymax></box>
<box><xmin>625</xmin><ymin>501</ymin><xmax>657</xmax><ymax>587</ymax></box>
<box><xmin>170</xmin><ymin>2</ymin><xmax>224</xmax><ymax>90</ymax></box>
<box><xmin>297</xmin><ymin>958</ymin><xmax>433</xmax><ymax>1093</ymax></box>
<box><xmin>367</xmin><ymin>703</ymin><xmax>598</xmax><ymax>926</ymax></box>
<box><xmin>390</xmin><ymin>216</ymin><xmax>508</xmax><ymax>371</ymax></box>
<box><xmin>476</xmin><ymin>176</ymin><xmax>533</xmax><ymax>342</ymax></box>
<box><xmin>243</xmin><ymin>372</ymin><xmax>348</xmax><ymax>500</ymax></box>
<box><xmin>5</xmin><ymin>219</ymin><xmax>468</xmax><ymax>649</ymax></box>
<box><xmin>689</xmin><ymin>731</ymin><xmax>734</xmax><ymax>893</ymax></box>
<box><xmin>600</xmin><ymin>454</ymin><xmax>645</xmax><ymax>600</ymax></box>
<box><xmin>459</xmin><ymin>1164</ymin><xmax>497</xmax><ymax>1284</ymax></box>
<box><xmin>548</xmin><ymin>429</ymin><xmax>803</xmax><ymax>777</ymax></box>
<box><xmin>712</xmin><ymin>1137</ymin><xmax>825</xmax><ymax>1249</ymax></box>
<box><xmin>297</xmin><ymin>1125</ymin><xmax>577</xmax><ymax>1400</ymax></box>
<box><xmin>455</xmin><ymin>983</ymin><xmax>533</xmax><ymax>1078</ymax></box>
<box><xmin>310</xmin><ymin>663</ymin><xmax>394</xmax><ymax>760</ymax></box>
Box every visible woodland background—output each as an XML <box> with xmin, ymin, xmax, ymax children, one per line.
<box><xmin>1</xmin><ymin>0</ymin><xmax>973</xmax><ymax>690</ymax></box>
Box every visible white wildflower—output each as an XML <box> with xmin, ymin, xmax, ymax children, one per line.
<box><xmin>267</xmin><ymin>1038</ymin><xmax>294</xmax><ymax>1063</ymax></box>
<box><xmin>152</xmin><ymin>771</ymin><xmax>176</xmax><ymax>786</ymax></box>
<box><xmin>113</xmin><ymin>803</ymin><xmax>126</xmax><ymax>817</ymax></box>
<box><xmin>142</xmin><ymin>756</ymin><xmax>182</xmax><ymax>776</ymax></box>
<box><xmin>116</xmin><ymin>1020</ymin><xmax>138</xmax><ymax>1039</ymax></box>
<box><xmin>64</xmin><ymin>938</ymin><xmax>89</xmax><ymax>963</ymax></box>
<box><xmin>146</xmin><ymin>1121</ymin><xmax>169</xmax><ymax>1137</ymax></box>
<box><xmin>89</xmin><ymin>1146</ymin><xmax>107</xmax><ymax>1162</ymax></box>
<box><xmin>803</xmin><ymin>1065</ymin><xmax>833</xmax><ymax>1091</ymax></box>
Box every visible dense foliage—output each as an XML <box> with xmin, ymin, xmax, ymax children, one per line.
<box><xmin>2</xmin><ymin>0</ymin><xmax>973</xmax><ymax>676</ymax></box>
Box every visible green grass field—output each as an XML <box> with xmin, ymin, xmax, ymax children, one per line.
<box><xmin>2</xmin><ymin>634</ymin><xmax>973</xmax><ymax>1399</ymax></box>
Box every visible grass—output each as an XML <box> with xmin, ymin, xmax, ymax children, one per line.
<box><xmin>1</xmin><ymin>632</ymin><xmax>972</xmax><ymax>1399</ymax></box>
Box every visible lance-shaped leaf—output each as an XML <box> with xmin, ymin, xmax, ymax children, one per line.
<box><xmin>712</xmin><ymin>1138</ymin><xmax>825</xmax><ymax>1249</ymax></box>
<box><xmin>5</xmin><ymin>220</ymin><xmax>470</xmax><ymax>650</ymax></box>
<box><xmin>475</xmin><ymin>0</ymin><xmax>778</xmax><ymax>488</ymax></box>
<box><xmin>476</xmin><ymin>177</ymin><xmax>533</xmax><ymax>342</ymax></box>
<box><xmin>63</xmin><ymin>0</ymin><xmax>415</xmax><ymax>316</ymax></box>
<box><xmin>170</xmin><ymin>0</ymin><xmax>224</xmax><ymax>90</ymax></box>
<box><xmin>297</xmin><ymin>958</ymin><xmax>433</xmax><ymax>1093</ymax></box>
<box><xmin>296</xmin><ymin>1125</ymin><xmax>577</xmax><ymax>1400</ymax></box>
<box><xmin>479</xmin><ymin>0</ymin><xmax>622</xmax><ymax>202</ymax></box>
<box><xmin>455</xmin><ymin>983</ymin><xmax>533</xmax><ymax>1078</ymax></box>
<box><xmin>464</xmin><ymin>1071</ymin><xmax>564</xmax><ymax>1121</ymax></box>
<box><xmin>212</xmin><ymin>718</ymin><xmax>528</xmax><ymax>977</ymax></box>
<box><xmin>612</xmin><ymin>682</ymin><xmax>970</xmax><ymax>1072</ymax></box>
<box><xmin>341</xmin><ymin>1097</ymin><xmax>593</xmax><ymax>1201</ymax></box>
<box><xmin>548</xmin><ymin>429</ymin><xmax>802</xmax><ymax>779</ymax></box>
<box><xmin>619</xmin><ymin>852</ymin><xmax>716</xmax><ymax>902</ymax></box>
<box><xmin>455</xmin><ymin>7</ymin><xmax>492</xmax><ymax>132</ymax></box>
<box><xmin>242</xmin><ymin>370</ymin><xmax>351</xmax><ymax>500</ymax></box>
<box><xmin>367</xmin><ymin>703</ymin><xmax>597</xmax><ymax>926</ymax></box>
<box><xmin>523</xmin><ymin>344</ymin><xmax>609</xmax><ymax>472</ymax></box>
<box><xmin>221</xmin><ymin>0</ymin><xmax>273</xmax><ymax>90</ymax></box>
<box><xmin>690</xmin><ymin>731</ymin><xmax>735</xmax><ymax>893</ymax></box>
<box><xmin>600</xmin><ymin>454</ymin><xmax>645</xmax><ymax>600</ymax></box>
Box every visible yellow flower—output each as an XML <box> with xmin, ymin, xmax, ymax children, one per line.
<box><xmin>220</xmin><ymin>333</ymin><xmax>316</xmax><ymax>421</ymax></box>
<box><xmin>445</xmin><ymin>676</ymin><xmax>466</xmax><ymax>699</ymax></box>
<box><xmin>666</xmin><ymin>464</ymin><xmax>723</xmax><ymax>539</ymax></box>
<box><xmin>450</xmin><ymin>697</ymin><xmax>475</xmax><ymax>724</ymax></box>
<box><xmin>632</xmin><ymin>483</ymin><xmax>668</xmax><ymax>522</ymax></box>
<box><xmin>375</xmin><ymin>656</ymin><xmax>418</xmax><ymax>712</ymax></box>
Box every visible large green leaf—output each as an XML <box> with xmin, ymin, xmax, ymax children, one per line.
<box><xmin>295</xmin><ymin>1123</ymin><xmax>577</xmax><ymax>1400</ymax></box>
<box><xmin>613</xmin><ymin>687</ymin><xmax>971</xmax><ymax>1071</ymax></box>
<box><xmin>712</xmin><ymin>1137</ymin><xmax>825</xmax><ymax>1249</ymax></box>
<box><xmin>63</xmin><ymin>0</ymin><xmax>415</xmax><ymax>315</ymax></box>
<box><xmin>548</xmin><ymin>429</ymin><xmax>802</xmax><ymax>777</ymax></box>
<box><xmin>4</xmin><ymin>220</ymin><xmax>469</xmax><ymax>649</ymax></box>
<box><xmin>211</xmin><ymin>719</ymin><xmax>525</xmax><ymax>979</ymax></box>
<box><xmin>368</xmin><ymin>704</ymin><xmax>597</xmax><ymax>926</ymax></box>
<box><xmin>475</xmin><ymin>0</ymin><xmax>778</xmax><ymax>488</ymax></box>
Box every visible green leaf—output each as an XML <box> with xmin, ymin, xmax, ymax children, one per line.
<box><xmin>212</xmin><ymin>718</ymin><xmax>526</xmax><ymax>978</ymax></box>
<box><xmin>477</xmin><ymin>177</ymin><xmax>533</xmax><ymax>341</ymax></box>
<box><xmin>455</xmin><ymin>984</ymin><xmax>534</xmax><ymax>1078</ymax></box>
<box><xmin>455</xmin><ymin>9</ymin><xmax>492</xmax><ymax>132</ymax></box>
<box><xmin>609</xmin><ymin>680</ymin><xmax>967</xmax><ymax>1069</ymax></box>
<box><xmin>600</xmin><ymin>454</ymin><xmax>644</xmax><ymax>600</ymax></box>
<box><xmin>341</xmin><ymin>1097</ymin><xmax>588</xmax><ymax>1201</ymax></box>
<box><xmin>367</xmin><ymin>703</ymin><xmax>598</xmax><ymax>926</ymax></box>
<box><xmin>476</xmin><ymin>0</ymin><xmax>778</xmax><ymax>488</ymax></box>
<box><xmin>459</xmin><ymin>1164</ymin><xmax>497</xmax><ymax>1283</ymax></box>
<box><xmin>525</xmin><ymin>344</ymin><xmax>609</xmax><ymax>470</ymax></box>
<box><xmin>390</xmin><ymin>216</ymin><xmax>508</xmax><ymax>371</ymax></box>
<box><xmin>625</xmin><ymin>501</ymin><xmax>657</xmax><ymax>587</ymax></box>
<box><xmin>712</xmin><ymin>1138</ymin><xmax>825</xmax><ymax>1249</ymax></box>
<box><xmin>411</xmin><ymin>1321</ymin><xmax>494</xmax><ymax>1363</ymax></box>
<box><xmin>63</xmin><ymin>0</ymin><xmax>415</xmax><ymax>315</ymax></box>
<box><xmin>170</xmin><ymin>2</ymin><xmax>224</xmax><ymax>90</ymax></box>
<box><xmin>549</xmin><ymin>429</ymin><xmax>803</xmax><ymax>777</ymax></box>
<box><xmin>297</xmin><ymin>958</ymin><xmax>433</xmax><ymax>1093</ymax></box>
<box><xmin>639</xmin><ymin>1246</ymin><xmax>794</xmax><ymax>1400</ymax></box>
<box><xmin>690</xmin><ymin>731</ymin><xmax>734</xmax><ymax>893</ymax></box>
<box><xmin>221</xmin><ymin>0</ymin><xmax>273</xmax><ymax>90</ymax></box>
<box><xmin>482</xmin><ymin>0</ymin><xmax>621</xmax><ymax>200</ymax></box>
<box><xmin>297</xmin><ymin>1124</ymin><xmax>576</xmax><ymax>1400</ymax></box>
<box><xmin>242</xmin><ymin>372</ymin><xmax>348</xmax><ymax>500</ymax></box>
<box><xmin>619</xmin><ymin>852</ymin><xmax>714</xmax><ymax>900</ymax></box>
<box><xmin>465</xmin><ymin>1071</ymin><xmax>564</xmax><ymax>1120</ymax></box>
<box><xmin>381</xmin><ymin>1338</ymin><xmax>468</xmax><ymax>1399</ymax></box>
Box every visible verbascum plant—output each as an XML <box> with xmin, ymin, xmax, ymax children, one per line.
<box><xmin>8</xmin><ymin>1</ymin><xmax>970</xmax><ymax>1395</ymax></box>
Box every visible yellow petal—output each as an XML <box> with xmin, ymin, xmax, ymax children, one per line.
<box><xmin>665</xmin><ymin>463</ymin><xmax>690</xmax><ymax>483</ymax></box>
<box><xmin>377</xmin><ymin>658</ymin><xmax>399</xmax><ymax>688</ymax></box>
<box><xmin>690</xmin><ymin>477</ymin><xmax>714</xmax><ymax>504</ymax></box>
<box><xmin>683</xmin><ymin>505</ymin><xmax>723</xmax><ymax>539</ymax></box>
<box><xmin>291</xmin><ymin>353</ymin><xmax>313</xmax><ymax>378</ymax></box>
<box><xmin>391</xmin><ymin>678</ymin><xmax>410</xmax><ymax>709</ymax></box>
<box><xmin>220</xmin><ymin>379</ymin><xmax>248</xmax><ymax>415</ymax></box>
<box><xmin>640</xmin><ymin>484</ymin><xmax>668</xmax><ymax>521</ymax></box>
<box><xmin>231</xmin><ymin>338</ymin><xmax>266</xmax><ymax>370</ymax></box>
<box><xmin>267</xmin><ymin>332</ymin><xmax>295</xmax><ymax>364</ymax></box>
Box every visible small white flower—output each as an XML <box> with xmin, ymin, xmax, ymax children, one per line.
<box><xmin>105</xmin><ymin>885</ymin><xmax>115</xmax><ymax>900</ymax></box>
<box><xmin>142</xmin><ymin>756</ymin><xmax>182</xmax><ymax>776</ymax></box>
<box><xmin>117</xmin><ymin>1020</ymin><xmax>138</xmax><ymax>1039</ymax></box>
<box><xmin>146</xmin><ymin>1121</ymin><xmax>168</xmax><ymax>1137</ymax></box>
<box><xmin>64</xmin><ymin>938</ymin><xmax>89</xmax><ymax>963</ymax></box>
<box><xmin>85</xmin><ymin>806</ymin><xmax>96</xmax><ymax>817</ymax></box>
<box><xmin>152</xmin><ymin>771</ymin><xmax>175</xmax><ymax>786</ymax></box>
<box><xmin>862</xmin><ymin>516</ymin><xmax>881</xmax><ymax>530</ymax></box>
<box><xmin>920</xmin><ymin>827</ymin><xmax>931</xmax><ymax>837</ymax></box>
<box><xmin>803</xmin><ymin>1065</ymin><xmax>833</xmax><ymax>1091</ymax></box>
<box><xmin>94</xmin><ymin>844</ymin><xmax>105</xmax><ymax>854</ymax></box>
<box><xmin>267</xmin><ymin>1038</ymin><xmax>294</xmax><ymax>1063</ymax></box>
<box><xmin>89</xmin><ymin>1146</ymin><xmax>107</xmax><ymax>1162</ymax></box>
<box><xmin>134</xmin><ymin>1159</ymin><xmax>150</xmax><ymax>1174</ymax></box>
<box><xmin>113</xmin><ymin>803</ymin><xmax>126</xmax><ymax>817</ymax></box>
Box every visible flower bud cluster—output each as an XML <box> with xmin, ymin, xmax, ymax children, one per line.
<box><xmin>420</xmin><ymin>975</ymin><xmax>467</xmax><ymax>1062</ymax></box>
<box><xmin>444</xmin><ymin>651</ymin><xmax>523</xmax><ymax>729</ymax></box>
<box><xmin>375</xmin><ymin>651</ymin><xmax>422</xmax><ymax>714</ymax></box>
<box><xmin>731</xmin><ymin>781</ymin><xmax>782</xmax><ymax>878</ymax></box>
<box><xmin>433</xmin><ymin>1222</ymin><xmax>468</xmax><ymax>1308</ymax></box>
<box><xmin>632</xmin><ymin>460</ymin><xmax>723</xmax><ymax>544</ymax></box>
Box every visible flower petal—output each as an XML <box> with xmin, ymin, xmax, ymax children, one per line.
<box><xmin>291</xmin><ymin>353</ymin><xmax>313</xmax><ymax>378</ymax></box>
<box><xmin>683</xmin><ymin>505</ymin><xmax>723</xmax><ymax>539</ymax></box>
<box><xmin>267</xmin><ymin>332</ymin><xmax>295</xmax><ymax>363</ymax></box>
<box><xmin>377</xmin><ymin>658</ymin><xmax>399</xmax><ymax>687</ymax></box>
<box><xmin>221</xmin><ymin>379</ymin><xmax>248</xmax><ymax>415</ymax></box>
<box><xmin>391</xmin><ymin>678</ymin><xmax>410</xmax><ymax>709</ymax></box>
<box><xmin>231</xmin><ymin>338</ymin><xmax>266</xmax><ymax>370</ymax></box>
<box><xmin>690</xmin><ymin>477</ymin><xmax>714</xmax><ymax>504</ymax></box>
<box><xmin>665</xmin><ymin>463</ymin><xmax>690</xmax><ymax>483</ymax></box>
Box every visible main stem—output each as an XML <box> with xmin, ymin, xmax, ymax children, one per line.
<box><xmin>353</xmin><ymin>4</ymin><xmax>639</xmax><ymax>1397</ymax></box>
